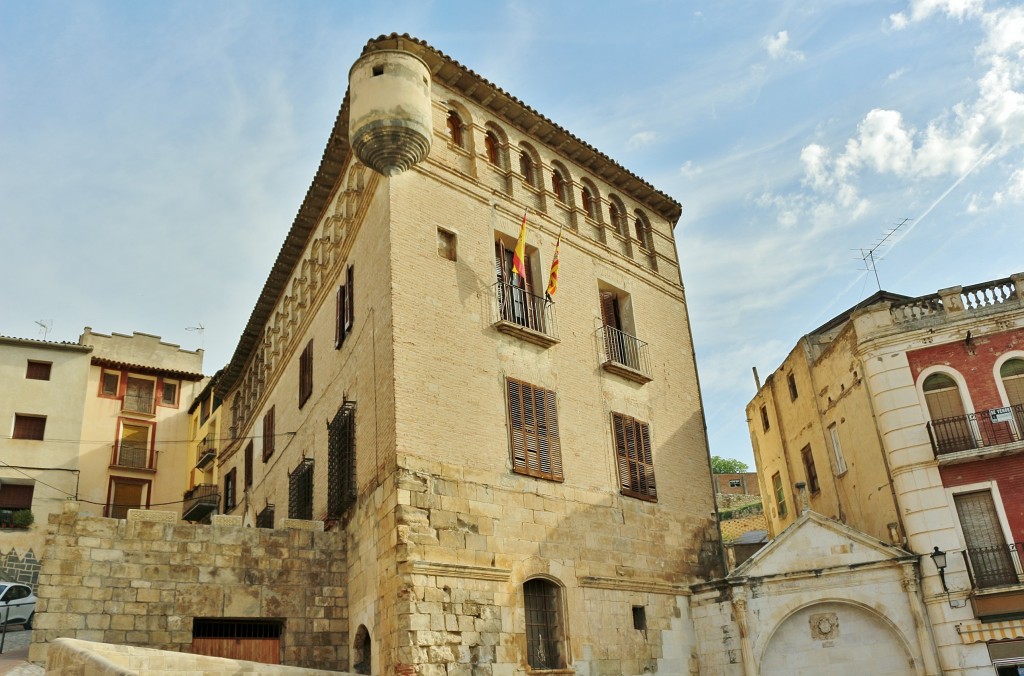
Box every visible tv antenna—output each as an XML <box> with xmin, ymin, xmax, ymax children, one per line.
<box><xmin>186</xmin><ymin>322</ymin><xmax>205</xmax><ymax>350</ymax></box>
<box><xmin>856</xmin><ymin>218</ymin><xmax>910</xmax><ymax>291</ymax></box>
<box><xmin>34</xmin><ymin>320</ymin><xmax>52</xmax><ymax>341</ymax></box>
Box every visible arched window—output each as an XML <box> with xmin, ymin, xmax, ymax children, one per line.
<box><xmin>1001</xmin><ymin>359</ymin><xmax>1024</xmax><ymax>408</ymax></box>
<box><xmin>552</xmin><ymin>168</ymin><xmax>568</xmax><ymax>203</ymax></box>
<box><xmin>607</xmin><ymin>196</ymin><xmax>626</xmax><ymax>234</ymax></box>
<box><xmin>523</xmin><ymin>578</ymin><xmax>565</xmax><ymax>670</ymax></box>
<box><xmin>634</xmin><ymin>211</ymin><xmax>651</xmax><ymax>249</ymax></box>
<box><xmin>352</xmin><ymin>625</ymin><xmax>371</xmax><ymax>675</ymax></box>
<box><xmin>581</xmin><ymin>185</ymin><xmax>597</xmax><ymax>220</ymax></box>
<box><xmin>446</xmin><ymin>111</ymin><xmax>464</xmax><ymax>148</ymax></box>
<box><xmin>519</xmin><ymin>144</ymin><xmax>540</xmax><ymax>187</ymax></box>
<box><xmin>485</xmin><ymin>131</ymin><xmax>501</xmax><ymax>165</ymax></box>
<box><xmin>923</xmin><ymin>372</ymin><xmax>974</xmax><ymax>454</ymax></box>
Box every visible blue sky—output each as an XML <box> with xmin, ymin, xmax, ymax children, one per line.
<box><xmin>2</xmin><ymin>1</ymin><xmax>1022</xmax><ymax>469</ymax></box>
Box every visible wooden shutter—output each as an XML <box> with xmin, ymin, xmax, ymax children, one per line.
<box><xmin>507</xmin><ymin>379</ymin><xmax>562</xmax><ymax>482</ymax></box>
<box><xmin>335</xmin><ymin>284</ymin><xmax>346</xmax><ymax>349</ymax></box>
<box><xmin>955</xmin><ymin>491</ymin><xmax>1016</xmax><ymax>586</ymax></box>
<box><xmin>299</xmin><ymin>340</ymin><xmax>313</xmax><ymax>408</ymax></box>
<box><xmin>25</xmin><ymin>361</ymin><xmax>51</xmax><ymax>380</ymax></box>
<box><xmin>346</xmin><ymin>265</ymin><xmax>355</xmax><ymax>334</ymax></box>
<box><xmin>612</xmin><ymin>413</ymin><xmax>656</xmax><ymax>501</ymax></box>
<box><xmin>13</xmin><ymin>414</ymin><xmax>45</xmax><ymax>440</ymax></box>
<box><xmin>244</xmin><ymin>441</ymin><xmax>253</xmax><ymax>488</ymax></box>
<box><xmin>262</xmin><ymin>407</ymin><xmax>275</xmax><ymax>462</ymax></box>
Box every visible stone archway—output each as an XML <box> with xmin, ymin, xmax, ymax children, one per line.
<box><xmin>760</xmin><ymin>601</ymin><xmax>918</xmax><ymax>675</ymax></box>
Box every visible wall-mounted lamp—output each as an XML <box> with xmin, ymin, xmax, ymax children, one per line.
<box><xmin>930</xmin><ymin>546</ymin><xmax>948</xmax><ymax>592</ymax></box>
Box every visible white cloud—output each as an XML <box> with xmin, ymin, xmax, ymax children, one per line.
<box><xmin>626</xmin><ymin>130</ymin><xmax>656</xmax><ymax>150</ymax></box>
<box><xmin>680</xmin><ymin>160</ymin><xmax>703</xmax><ymax>178</ymax></box>
<box><xmin>994</xmin><ymin>167</ymin><xmax>1024</xmax><ymax>204</ymax></box>
<box><xmin>763</xmin><ymin>30</ymin><xmax>805</xmax><ymax>62</ymax></box>
<box><xmin>891</xmin><ymin>0</ymin><xmax>983</xmax><ymax>29</ymax></box>
<box><xmin>888</xmin><ymin>67</ymin><xmax>909</xmax><ymax>81</ymax></box>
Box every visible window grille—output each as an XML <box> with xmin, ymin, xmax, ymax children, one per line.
<box><xmin>255</xmin><ymin>504</ymin><xmax>275</xmax><ymax>529</ymax></box>
<box><xmin>327</xmin><ymin>402</ymin><xmax>357</xmax><ymax>518</ymax></box>
<box><xmin>193</xmin><ymin>618</ymin><xmax>282</xmax><ymax>639</ymax></box>
<box><xmin>289</xmin><ymin>458</ymin><xmax>314</xmax><ymax>520</ymax></box>
<box><xmin>524</xmin><ymin>578</ymin><xmax>564</xmax><ymax>669</ymax></box>
<box><xmin>611</xmin><ymin>413</ymin><xmax>657</xmax><ymax>501</ymax></box>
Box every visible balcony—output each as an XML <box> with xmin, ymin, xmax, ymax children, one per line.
<box><xmin>597</xmin><ymin>326</ymin><xmax>652</xmax><ymax>384</ymax></box>
<box><xmin>195</xmin><ymin>437</ymin><xmax>216</xmax><ymax>470</ymax></box>
<box><xmin>110</xmin><ymin>443</ymin><xmax>155</xmax><ymax>471</ymax></box>
<box><xmin>182</xmin><ymin>484</ymin><xmax>219</xmax><ymax>522</ymax></box>
<box><xmin>963</xmin><ymin>544</ymin><xmax>1024</xmax><ymax>621</ymax></box>
<box><xmin>122</xmin><ymin>393</ymin><xmax>155</xmax><ymax>415</ymax></box>
<box><xmin>492</xmin><ymin>281</ymin><xmax>559</xmax><ymax>348</ymax></box>
<box><xmin>927</xmin><ymin>404</ymin><xmax>1024</xmax><ymax>462</ymax></box>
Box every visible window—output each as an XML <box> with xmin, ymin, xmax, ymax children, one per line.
<box><xmin>446</xmin><ymin>110</ymin><xmax>464</xmax><ymax>147</ymax></box>
<box><xmin>828</xmin><ymin>423</ymin><xmax>847</xmax><ymax>474</ymax></box>
<box><xmin>485</xmin><ymin>131</ymin><xmax>501</xmax><ymax>165</ymax></box>
<box><xmin>299</xmin><ymin>339</ymin><xmax>314</xmax><ymax>408</ymax></box>
<box><xmin>107</xmin><ymin>478</ymin><xmax>146</xmax><ymax>519</ymax></box>
<box><xmin>223</xmin><ymin>468</ymin><xmax>237</xmax><ymax>512</ymax></box>
<box><xmin>200</xmin><ymin>396</ymin><xmax>211</xmax><ymax>424</ymax></box>
<box><xmin>0</xmin><ymin>483</ymin><xmax>34</xmax><ymax>511</ymax></box>
<box><xmin>335</xmin><ymin>265</ymin><xmax>355</xmax><ymax>349</ymax></box>
<box><xmin>772</xmin><ymin>471</ymin><xmax>787</xmax><ymax>517</ymax></box>
<box><xmin>244</xmin><ymin>440</ymin><xmax>253</xmax><ymax>489</ymax></box>
<box><xmin>551</xmin><ymin>168</ymin><xmax>568</xmax><ymax>203</ymax></box>
<box><xmin>437</xmin><ymin>228</ymin><xmax>457</xmax><ymax>261</ymax></box>
<box><xmin>524</xmin><ymin>578</ymin><xmax>565</xmax><ymax>670</ymax></box>
<box><xmin>506</xmin><ymin>378</ymin><xmax>563</xmax><ymax>482</ymax></box>
<box><xmin>101</xmin><ymin>371</ymin><xmax>120</xmax><ymax>397</ymax></box>
<box><xmin>262</xmin><ymin>407</ymin><xmax>275</xmax><ymax>462</ymax></box>
<box><xmin>760</xmin><ymin>405</ymin><xmax>770</xmax><ymax>432</ymax></box>
<box><xmin>1000</xmin><ymin>358</ymin><xmax>1024</xmax><ymax>431</ymax></box>
<box><xmin>923</xmin><ymin>372</ymin><xmax>974</xmax><ymax>453</ymax></box>
<box><xmin>255</xmin><ymin>503</ymin><xmax>275</xmax><ymax>529</ymax></box>
<box><xmin>801</xmin><ymin>445</ymin><xmax>819</xmax><ymax>494</ymax></box>
<box><xmin>115</xmin><ymin>422</ymin><xmax>151</xmax><ymax>469</ymax></box>
<box><xmin>632</xmin><ymin>606</ymin><xmax>647</xmax><ymax>632</ymax></box>
<box><xmin>728</xmin><ymin>479</ymin><xmax>742</xmax><ymax>488</ymax></box>
<box><xmin>955</xmin><ymin>490</ymin><xmax>1017</xmax><ymax>588</ymax></box>
<box><xmin>787</xmin><ymin>373</ymin><xmax>798</xmax><ymax>400</ymax></box>
<box><xmin>25</xmin><ymin>361</ymin><xmax>51</xmax><ymax>381</ymax></box>
<box><xmin>599</xmin><ymin>289</ymin><xmax>641</xmax><ymax>370</ymax></box>
<box><xmin>581</xmin><ymin>185</ymin><xmax>598</xmax><ymax>220</ymax></box>
<box><xmin>161</xmin><ymin>379</ymin><xmax>179</xmax><ymax>406</ymax></box>
<box><xmin>634</xmin><ymin>214</ymin><xmax>650</xmax><ymax>248</ymax></box>
<box><xmin>495</xmin><ymin>239</ymin><xmax>545</xmax><ymax>333</ymax></box>
<box><xmin>611</xmin><ymin>412</ymin><xmax>657</xmax><ymax>501</ymax></box>
<box><xmin>289</xmin><ymin>458</ymin><xmax>315</xmax><ymax>520</ymax></box>
<box><xmin>12</xmin><ymin>414</ymin><xmax>45</xmax><ymax>441</ymax></box>
<box><xmin>519</xmin><ymin>144</ymin><xmax>540</xmax><ymax>187</ymax></box>
<box><xmin>124</xmin><ymin>376</ymin><xmax>156</xmax><ymax>414</ymax></box>
<box><xmin>327</xmin><ymin>401</ymin><xmax>357</xmax><ymax>518</ymax></box>
<box><xmin>608</xmin><ymin>201</ymin><xmax>622</xmax><ymax>234</ymax></box>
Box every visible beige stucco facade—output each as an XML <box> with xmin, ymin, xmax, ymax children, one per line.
<box><xmin>209</xmin><ymin>34</ymin><xmax>719</xmax><ymax>676</ymax></box>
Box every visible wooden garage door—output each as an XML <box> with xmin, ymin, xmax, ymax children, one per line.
<box><xmin>191</xmin><ymin>618</ymin><xmax>282</xmax><ymax>664</ymax></box>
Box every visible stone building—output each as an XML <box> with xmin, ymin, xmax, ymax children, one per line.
<box><xmin>745</xmin><ymin>273</ymin><xmax>1024</xmax><ymax>675</ymax></box>
<box><xmin>208</xmin><ymin>33</ymin><xmax>720</xmax><ymax>675</ymax></box>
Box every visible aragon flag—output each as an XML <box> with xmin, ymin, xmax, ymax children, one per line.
<box><xmin>512</xmin><ymin>210</ymin><xmax>528</xmax><ymax>281</ymax></box>
<box><xmin>545</xmin><ymin>228</ymin><xmax>561</xmax><ymax>302</ymax></box>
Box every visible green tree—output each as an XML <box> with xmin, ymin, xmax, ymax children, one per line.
<box><xmin>710</xmin><ymin>456</ymin><xmax>749</xmax><ymax>474</ymax></box>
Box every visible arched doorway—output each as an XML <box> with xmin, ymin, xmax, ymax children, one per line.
<box><xmin>760</xmin><ymin>601</ymin><xmax>917</xmax><ymax>675</ymax></box>
<box><xmin>352</xmin><ymin>624</ymin><xmax>371</xmax><ymax>674</ymax></box>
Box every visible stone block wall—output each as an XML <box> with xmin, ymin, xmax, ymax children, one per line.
<box><xmin>28</xmin><ymin>504</ymin><xmax>348</xmax><ymax>671</ymax></box>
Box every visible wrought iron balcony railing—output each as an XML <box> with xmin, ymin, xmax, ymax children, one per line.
<box><xmin>123</xmin><ymin>393</ymin><xmax>155</xmax><ymax>415</ymax></box>
<box><xmin>927</xmin><ymin>404</ymin><xmax>1024</xmax><ymax>456</ymax></box>
<box><xmin>182</xmin><ymin>484</ymin><xmax>220</xmax><ymax>522</ymax></box>
<box><xmin>597</xmin><ymin>325</ymin><xmax>652</xmax><ymax>382</ymax></box>
<box><xmin>111</xmin><ymin>442</ymin><xmax>154</xmax><ymax>470</ymax></box>
<box><xmin>964</xmin><ymin>542</ymin><xmax>1024</xmax><ymax>590</ymax></box>
<box><xmin>492</xmin><ymin>281</ymin><xmax>558</xmax><ymax>345</ymax></box>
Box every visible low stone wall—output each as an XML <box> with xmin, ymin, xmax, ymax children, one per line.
<box><xmin>29</xmin><ymin>503</ymin><xmax>348</xmax><ymax>671</ymax></box>
<box><xmin>45</xmin><ymin>637</ymin><xmax>354</xmax><ymax>674</ymax></box>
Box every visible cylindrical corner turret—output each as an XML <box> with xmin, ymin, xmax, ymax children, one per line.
<box><xmin>348</xmin><ymin>50</ymin><xmax>432</xmax><ymax>177</ymax></box>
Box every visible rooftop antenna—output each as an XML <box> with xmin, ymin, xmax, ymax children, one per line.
<box><xmin>856</xmin><ymin>218</ymin><xmax>910</xmax><ymax>292</ymax></box>
<box><xmin>186</xmin><ymin>322</ymin><xmax>205</xmax><ymax>350</ymax></box>
<box><xmin>34</xmin><ymin>320</ymin><xmax>52</xmax><ymax>341</ymax></box>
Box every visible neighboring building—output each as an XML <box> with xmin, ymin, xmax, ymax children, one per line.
<box><xmin>181</xmin><ymin>370</ymin><xmax>223</xmax><ymax>523</ymax></box>
<box><xmin>0</xmin><ymin>335</ymin><xmax>92</xmax><ymax>584</ymax></box>
<box><xmin>714</xmin><ymin>471</ymin><xmax>760</xmax><ymax>496</ymax></box>
<box><xmin>76</xmin><ymin>328</ymin><xmax>204</xmax><ymax>520</ymax></box>
<box><xmin>746</xmin><ymin>273</ymin><xmax>1024</xmax><ymax>675</ymax></box>
<box><xmin>208</xmin><ymin>33</ymin><xmax>720</xmax><ymax>674</ymax></box>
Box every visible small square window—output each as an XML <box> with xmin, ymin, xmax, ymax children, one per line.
<box><xmin>632</xmin><ymin>606</ymin><xmax>647</xmax><ymax>631</ymax></box>
<box><xmin>26</xmin><ymin>361</ymin><xmax>52</xmax><ymax>381</ymax></box>
<box><xmin>372</xmin><ymin>65</ymin><xmax>384</xmax><ymax>77</ymax></box>
<box><xmin>161</xmin><ymin>380</ymin><xmax>179</xmax><ymax>406</ymax></box>
<box><xmin>437</xmin><ymin>228</ymin><xmax>457</xmax><ymax>261</ymax></box>
<box><xmin>13</xmin><ymin>414</ymin><xmax>46</xmax><ymax>440</ymax></box>
<box><xmin>101</xmin><ymin>371</ymin><xmax>120</xmax><ymax>397</ymax></box>
<box><xmin>729</xmin><ymin>479</ymin><xmax>742</xmax><ymax>488</ymax></box>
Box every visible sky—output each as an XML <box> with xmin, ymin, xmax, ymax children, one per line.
<box><xmin>2</xmin><ymin>0</ymin><xmax>1022</xmax><ymax>471</ymax></box>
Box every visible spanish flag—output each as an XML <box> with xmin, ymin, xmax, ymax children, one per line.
<box><xmin>512</xmin><ymin>210</ymin><xmax>528</xmax><ymax>281</ymax></box>
<box><xmin>545</xmin><ymin>229</ymin><xmax>561</xmax><ymax>302</ymax></box>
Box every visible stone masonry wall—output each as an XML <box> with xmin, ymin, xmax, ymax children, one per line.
<box><xmin>28</xmin><ymin>503</ymin><xmax>348</xmax><ymax>670</ymax></box>
<box><xmin>1</xmin><ymin>546</ymin><xmax>41</xmax><ymax>588</ymax></box>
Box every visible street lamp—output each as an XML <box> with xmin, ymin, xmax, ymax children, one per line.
<box><xmin>930</xmin><ymin>546</ymin><xmax>948</xmax><ymax>591</ymax></box>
